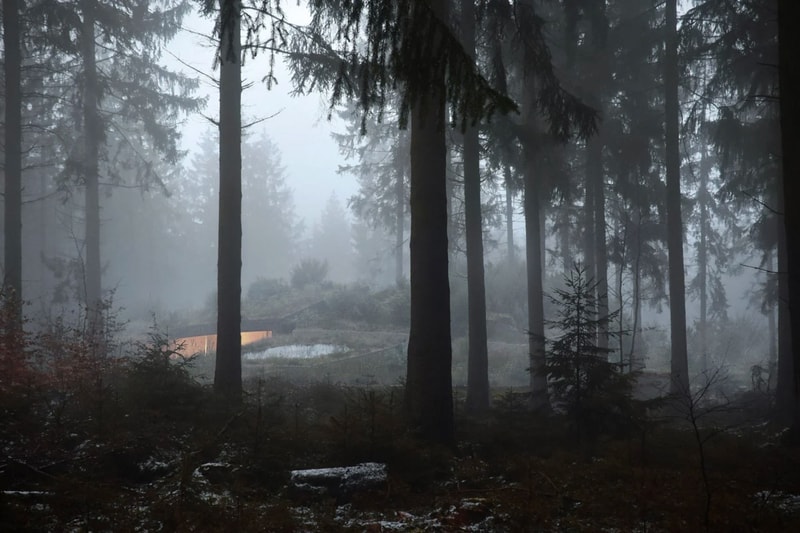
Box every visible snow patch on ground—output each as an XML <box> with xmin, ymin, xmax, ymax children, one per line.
<box><xmin>754</xmin><ymin>490</ymin><xmax>800</xmax><ymax>513</ymax></box>
<box><xmin>331</xmin><ymin>498</ymin><xmax>504</xmax><ymax>531</ymax></box>
<box><xmin>290</xmin><ymin>462</ymin><xmax>387</xmax><ymax>498</ymax></box>
<box><xmin>245</xmin><ymin>344</ymin><xmax>349</xmax><ymax>360</ymax></box>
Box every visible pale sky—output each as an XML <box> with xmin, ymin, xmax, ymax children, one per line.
<box><xmin>164</xmin><ymin>6</ymin><xmax>357</xmax><ymax>230</ymax></box>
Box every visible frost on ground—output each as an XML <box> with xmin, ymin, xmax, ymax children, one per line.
<box><xmin>329</xmin><ymin>497</ymin><xmax>503</xmax><ymax>532</ymax></box>
<box><xmin>246</xmin><ymin>344</ymin><xmax>349</xmax><ymax>360</ymax></box>
<box><xmin>754</xmin><ymin>490</ymin><xmax>800</xmax><ymax>513</ymax></box>
<box><xmin>289</xmin><ymin>462</ymin><xmax>387</xmax><ymax>499</ymax></box>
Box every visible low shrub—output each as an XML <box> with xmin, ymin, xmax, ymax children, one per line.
<box><xmin>291</xmin><ymin>259</ymin><xmax>329</xmax><ymax>289</ymax></box>
<box><xmin>246</xmin><ymin>277</ymin><xmax>290</xmax><ymax>302</ymax></box>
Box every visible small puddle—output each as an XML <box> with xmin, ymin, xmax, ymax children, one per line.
<box><xmin>245</xmin><ymin>344</ymin><xmax>350</xmax><ymax>360</ymax></box>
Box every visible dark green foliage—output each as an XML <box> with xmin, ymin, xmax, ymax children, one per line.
<box><xmin>318</xmin><ymin>284</ymin><xmax>409</xmax><ymax>327</ymax></box>
<box><xmin>336</xmin><ymin>102</ymin><xmax>409</xmax><ymax>227</ymax></box>
<box><xmin>123</xmin><ymin>330</ymin><xmax>203</xmax><ymax>416</ymax></box>
<box><xmin>510</xmin><ymin>0</ymin><xmax>598</xmax><ymax>141</ymax></box>
<box><xmin>545</xmin><ymin>264</ymin><xmax>636</xmax><ymax>441</ymax></box>
<box><xmin>296</xmin><ymin>0</ymin><xmax>517</xmax><ymax>132</ymax></box>
<box><xmin>324</xmin><ymin>284</ymin><xmax>381</xmax><ymax>323</ymax></box>
<box><xmin>29</xmin><ymin>0</ymin><xmax>202</xmax><ymax>188</ymax></box>
<box><xmin>290</xmin><ymin>259</ymin><xmax>329</xmax><ymax>289</ymax></box>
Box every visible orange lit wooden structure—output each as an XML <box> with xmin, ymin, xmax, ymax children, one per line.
<box><xmin>171</xmin><ymin>318</ymin><xmax>294</xmax><ymax>356</ymax></box>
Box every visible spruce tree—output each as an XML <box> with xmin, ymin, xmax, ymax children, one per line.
<box><xmin>334</xmin><ymin>101</ymin><xmax>410</xmax><ymax>286</ymax></box>
<box><xmin>31</xmin><ymin>0</ymin><xmax>201</xmax><ymax>337</ymax></box>
<box><xmin>546</xmin><ymin>263</ymin><xmax>631</xmax><ymax>442</ymax></box>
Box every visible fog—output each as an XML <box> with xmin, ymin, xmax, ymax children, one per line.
<box><xmin>2</xmin><ymin>0</ymin><xmax>780</xmax><ymax>385</ymax></box>
<box><xmin>4</xmin><ymin>1</ymin><xmax>798</xmax><ymax>529</ymax></box>
<box><xmin>3</xmin><ymin>1</ymin><xmax>780</xmax><ymax>378</ymax></box>
<box><xmin>169</xmin><ymin>6</ymin><xmax>358</xmax><ymax>227</ymax></box>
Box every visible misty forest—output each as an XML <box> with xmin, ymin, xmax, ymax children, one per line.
<box><xmin>2</xmin><ymin>0</ymin><xmax>800</xmax><ymax>530</ymax></box>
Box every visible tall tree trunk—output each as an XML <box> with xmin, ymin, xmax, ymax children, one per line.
<box><xmin>778</xmin><ymin>0</ymin><xmax>800</xmax><ymax>439</ymax></box>
<box><xmin>519</xmin><ymin>2</ymin><xmax>549</xmax><ymax>410</ymax></box>
<box><xmin>628</xmin><ymin>185</ymin><xmax>647</xmax><ymax>371</ymax></box>
<box><xmin>630</xmin><ymin>232</ymin><xmax>644</xmax><ymax>370</ymax></box>
<box><xmin>3</xmin><ymin>0</ymin><xmax>22</xmax><ymax>328</ymax></box>
<box><xmin>445</xmin><ymin>145</ymin><xmax>457</xmax><ymax>259</ymax></box>
<box><xmin>665</xmin><ymin>0</ymin><xmax>689</xmax><ymax>393</ymax></box>
<box><xmin>81</xmin><ymin>0</ymin><xmax>103</xmax><ymax>338</ymax></box>
<box><xmin>214</xmin><ymin>0</ymin><xmax>243</xmax><ymax>398</ymax></box>
<box><xmin>559</xmin><ymin>204</ymin><xmax>572</xmax><ymax>274</ymax></box>
<box><xmin>768</xmin><ymin>251</ymin><xmax>778</xmax><ymax>391</ymax></box>
<box><xmin>505</xmin><ymin>165</ymin><xmax>515</xmax><ymax>263</ymax></box>
<box><xmin>615</xmin><ymin>216</ymin><xmax>626</xmax><ymax>368</ymax></box>
<box><xmin>540</xmin><ymin>204</ymin><xmax>547</xmax><ymax>274</ymax></box>
<box><xmin>405</xmin><ymin>0</ymin><xmax>454</xmax><ymax>444</ymax></box>
<box><xmin>698</xmin><ymin>146</ymin><xmax>710</xmax><ymax>374</ymax></box>
<box><xmin>522</xmin><ymin>110</ymin><xmax>548</xmax><ymax>407</ymax></box>
<box><xmin>583</xmin><ymin>154</ymin><xmax>596</xmax><ymax>289</ymax></box>
<box><xmin>777</xmin><ymin>200</ymin><xmax>793</xmax><ymax>417</ymax></box>
<box><xmin>586</xmin><ymin>1</ymin><xmax>609</xmax><ymax>353</ymax></box>
<box><xmin>394</xmin><ymin>149</ymin><xmax>405</xmax><ymax>287</ymax></box>
<box><xmin>583</xmin><ymin>144</ymin><xmax>598</xmax><ymax>347</ymax></box>
<box><xmin>524</xmin><ymin>161</ymin><xmax>547</xmax><ymax>407</ymax></box>
<box><xmin>464</xmin><ymin>130</ymin><xmax>490</xmax><ymax>413</ymax></box>
<box><xmin>588</xmin><ymin>135</ymin><xmax>609</xmax><ymax>351</ymax></box>
<box><xmin>462</xmin><ymin>0</ymin><xmax>489</xmax><ymax>414</ymax></box>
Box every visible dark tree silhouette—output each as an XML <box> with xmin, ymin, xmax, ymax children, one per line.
<box><xmin>31</xmin><ymin>0</ymin><xmax>200</xmax><ymax>336</ymax></box>
<box><xmin>461</xmin><ymin>0</ymin><xmax>490</xmax><ymax>414</ymax></box>
<box><xmin>295</xmin><ymin>0</ymin><xmax>515</xmax><ymax>444</ymax></box>
<box><xmin>3</xmin><ymin>0</ymin><xmax>23</xmax><ymax>328</ymax></box>
<box><xmin>214</xmin><ymin>0</ymin><xmax>244</xmax><ymax>398</ymax></box>
<box><xmin>664</xmin><ymin>0</ymin><xmax>689</xmax><ymax>393</ymax></box>
<box><xmin>778</xmin><ymin>0</ymin><xmax>800</xmax><ymax>439</ymax></box>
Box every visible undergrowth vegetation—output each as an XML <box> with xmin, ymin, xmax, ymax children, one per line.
<box><xmin>2</xmin><ymin>299</ymin><xmax>799</xmax><ymax>531</ymax></box>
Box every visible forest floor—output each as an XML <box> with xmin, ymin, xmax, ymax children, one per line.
<box><xmin>3</xmin><ymin>325</ymin><xmax>799</xmax><ymax>531</ymax></box>
<box><xmin>3</xmin><ymin>367</ymin><xmax>800</xmax><ymax>532</ymax></box>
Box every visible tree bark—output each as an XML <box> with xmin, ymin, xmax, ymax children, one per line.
<box><xmin>665</xmin><ymin>0</ymin><xmax>689</xmax><ymax>393</ymax></box>
<box><xmin>214</xmin><ymin>0</ymin><xmax>243</xmax><ymax>398</ymax></box>
<box><xmin>3</xmin><ymin>0</ymin><xmax>22</xmax><ymax>325</ymax></box>
<box><xmin>404</xmin><ymin>0</ymin><xmax>454</xmax><ymax>444</ymax></box>
<box><xmin>586</xmin><ymin>0</ymin><xmax>609</xmax><ymax>353</ymax></box>
<box><xmin>778</xmin><ymin>0</ymin><xmax>800</xmax><ymax>436</ymax></box>
<box><xmin>461</xmin><ymin>0</ymin><xmax>489</xmax><ymax>414</ymax></box>
<box><xmin>524</xmin><ymin>158</ymin><xmax>548</xmax><ymax>408</ymax></box>
<box><xmin>394</xmin><ymin>154</ymin><xmax>405</xmax><ymax>287</ymax></box>
<box><xmin>588</xmin><ymin>134</ymin><xmax>609</xmax><ymax>351</ymax></box>
<box><xmin>521</xmin><ymin>107</ymin><xmax>548</xmax><ymax>406</ymax></box>
<box><xmin>628</xmin><ymin>196</ymin><xmax>647</xmax><ymax>371</ymax></box>
<box><xmin>519</xmin><ymin>3</ymin><xmax>549</xmax><ymax>410</ymax></box>
<box><xmin>698</xmin><ymin>141</ymin><xmax>710</xmax><ymax>374</ymax></box>
<box><xmin>768</xmin><ymin>251</ymin><xmax>778</xmax><ymax>391</ymax></box>
<box><xmin>559</xmin><ymin>204</ymin><xmax>571</xmax><ymax>274</ymax></box>
<box><xmin>81</xmin><ymin>0</ymin><xmax>103</xmax><ymax>337</ymax></box>
<box><xmin>777</xmin><ymin>202</ymin><xmax>793</xmax><ymax>416</ymax></box>
<box><xmin>615</xmin><ymin>216</ymin><xmax>625</xmax><ymax>368</ymax></box>
<box><xmin>505</xmin><ymin>165</ymin><xmax>515</xmax><ymax>264</ymax></box>
<box><xmin>583</xmin><ymin>150</ymin><xmax>596</xmax><ymax>292</ymax></box>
